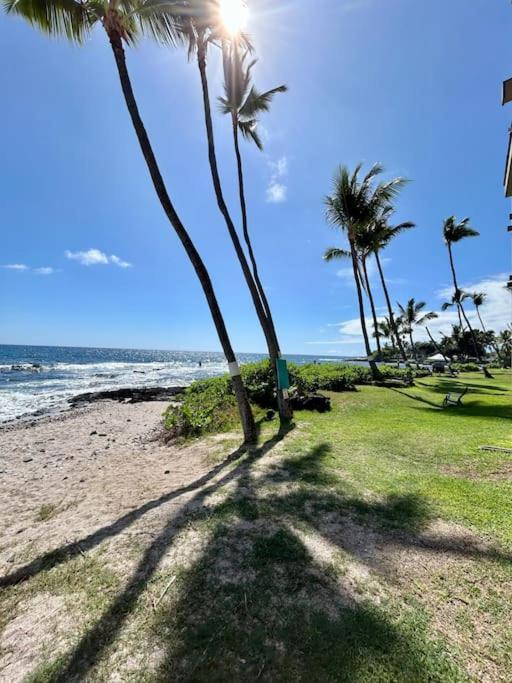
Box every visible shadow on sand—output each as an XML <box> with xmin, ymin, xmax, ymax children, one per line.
<box><xmin>6</xmin><ymin>430</ymin><xmax>511</xmax><ymax>681</ymax></box>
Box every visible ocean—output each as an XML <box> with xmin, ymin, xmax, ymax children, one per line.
<box><xmin>0</xmin><ymin>344</ymin><xmax>353</xmax><ymax>423</ymax></box>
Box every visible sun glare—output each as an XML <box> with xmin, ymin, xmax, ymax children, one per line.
<box><xmin>219</xmin><ymin>0</ymin><xmax>249</xmax><ymax>35</ymax></box>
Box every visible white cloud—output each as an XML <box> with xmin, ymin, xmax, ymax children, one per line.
<box><xmin>65</xmin><ymin>249</ymin><xmax>131</xmax><ymax>268</ymax></box>
<box><xmin>34</xmin><ymin>267</ymin><xmax>55</xmax><ymax>275</ymax></box>
<box><xmin>109</xmin><ymin>255</ymin><xmax>132</xmax><ymax>268</ymax></box>
<box><xmin>65</xmin><ymin>248</ymin><xmax>109</xmax><ymax>266</ymax></box>
<box><xmin>266</xmin><ymin>182</ymin><xmax>287</xmax><ymax>203</ymax></box>
<box><xmin>423</xmin><ymin>272</ymin><xmax>511</xmax><ymax>340</ymax></box>
<box><xmin>3</xmin><ymin>263</ymin><xmax>29</xmax><ymax>271</ymax></box>
<box><xmin>266</xmin><ymin>155</ymin><xmax>288</xmax><ymax>204</ymax></box>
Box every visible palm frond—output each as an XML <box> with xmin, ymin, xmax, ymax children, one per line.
<box><xmin>238</xmin><ymin>119</ymin><xmax>263</xmax><ymax>150</ymax></box>
<box><xmin>239</xmin><ymin>84</ymin><xmax>287</xmax><ymax>119</ymax></box>
<box><xmin>323</xmin><ymin>247</ymin><xmax>351</xmax><ymax>262</ymax></box>
<box><xmin>130</xmin><ymin>0</ymin><xmax>186</xmax><ymax>45</ymax></box>
<box><xmin>3</xmin><ymin>0</ymin><xmax>93</xmax><ymax>41</ymax></box>
<box><xmin>442</xmin><ymin>215</ymin><xmax>480</xmax><ymax>244</ymax></box>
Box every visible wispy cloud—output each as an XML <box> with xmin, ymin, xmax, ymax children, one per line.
<box><xmin>3</xmin><ymin>263</ymin><xmax>56</xmax><ymax>275</ymax></box>
<box><xmin>323</xmin><ymin>273</ymin><xmax>511</xmax><ymax>350</ymax></box>
<box><xmin>3</xmin><ymin>263</ymin><xmax>29</xmax><ymax>271</ymax></box>
<box><xmin>109</xmin><ymin>255</ymin><xmax>132</xmax><ymax>269</ymax></box>
<box><xmin>65</xmin><ymin>249</ymin><xmax>132</xmax><ymax>268</ymax></box>
<box><xmin>266</xmin><ymin>155</ymin><xmax>288</xmax><ymax>204</ymax></box>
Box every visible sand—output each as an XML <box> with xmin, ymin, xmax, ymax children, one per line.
<box><xmin>0</xmin><ymin>400</ymin><xmax>219</xmax><ymax>578</ymax></box>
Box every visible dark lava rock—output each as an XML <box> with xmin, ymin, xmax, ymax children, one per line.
<box><xmin>290</xmin><ymin>392</ymin><xmax>331</xmax><ymax>413</ymax></box>
<box><xmin>70</xmin><ymin>386</ymin><xmax>185</xmax><ymax>406</ymax></box>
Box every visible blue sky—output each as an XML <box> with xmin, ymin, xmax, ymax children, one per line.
<box><xmin>1</xmin><ymin>0</ymin><xmax>510</xmax><ymax>355</ymax></box>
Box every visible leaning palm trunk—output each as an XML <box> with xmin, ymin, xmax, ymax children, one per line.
<box><xmin>447</xmin><ymin>244</ymin><xmax>491</xmax><ymax>376</ymax></box>
<box><xmin>408</xmin><ymin>331</ymin><xmax>417</xmax><ymax>362</ymax></box>
<box><xmin>374</xmin><ymin>250</ymin><xmax>407</xmax><ymax>362</ymax></box>
<box><xmin>425</xmin><ymin>326</ymin><xmax>449</xmax><ymax>363</ymax></box>
<box><xmin>361</xmin><ymin>257</ymin><xmax>382</xmax><ymax>359</ymax></box>
<box><xmin>349</xmin><ymin>240</ymin><xmax>379</xmax><ymax>379</ymax></box>
<box><xmin>230</xmin><ymin>112</ymin><xmax>292</xmax><ymax>419</ymax></box>
<box><xmin>232</xmin><ymin>115</ymin><xmax>273</xmax><ymax>321</ymax></box>
<box><xmin>107</xmin><ymin>30</ymin><xmax>256</xmax><ymax>442</ymax></box>
<box><xmin>196</xmin><ymin>39</ymin><xmax>292</xmax><ymax>421</ymax></box>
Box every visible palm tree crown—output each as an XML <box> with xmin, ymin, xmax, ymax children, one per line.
<box><xmin>442</xmin><ymin>216</ymin><xmax>479</xmax><ymax>245</ymax></box>
<box><xmin>325</xmin><ymin>164</ymin><xmax>407</xmax><ymax>237</ymax></box>
<box><xmin>398</xmin><ymin>298</ymin><xmax>437</xmax><ymax>330</ymax></box>
<box><xmin>219</xmin><ymin>42</ymin><xmax>287</xmax><ymax>150</ymax></box>
<box><xmin>2</xmin><ymin>0</ymin><xmax>183</xmax><ymax>44</ymax></box>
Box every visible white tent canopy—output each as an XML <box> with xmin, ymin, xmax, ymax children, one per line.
<box><xmin>426</xmin><ymin>353</ymin><xmax>447</xmax><ymax>363</ymax></box>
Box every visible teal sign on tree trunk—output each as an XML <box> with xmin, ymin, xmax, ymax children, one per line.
<box><xmin>276</xmin><ymin>358</ymin><xmax>290</xmax><ymax>390</ymax></box>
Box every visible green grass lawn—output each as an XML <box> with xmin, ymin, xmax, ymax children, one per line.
<box><xmin>5</xmin><ymin>370</ymin><xmax>512</xmax><ymax>682</ymax></box>
<box><xmin>286</xmin><ymin>370</ymin><xmax>512</xmax><ymax>545</ymax></box>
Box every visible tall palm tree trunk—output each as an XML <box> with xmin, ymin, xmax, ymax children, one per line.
<box><xmin>361</xmin><ymin>257</ymin><xmax>382</xmax><ymax>358</ymax></box>
<box><xmin>408</xmin><ymin>331</ymin><xmax>417</xmax><ymax>362</ymax></box>
<box><xmin>447</xmin><ymin>244</ymin><xmax>492</xmax><ymax>376</ymax></box>
<box><xmin>196</xmin><ymin>40</ymin><xmax>292</xmax><ymax>421</ymax></box>
<box><xmin>230</xmin><ymin>115</ymin><xmax>292</xmax><ymax>419</ymax></box>
<box><xmin>107</xmin><ymin>30</ymin><xmax>256</xmax><ymax>442</ymax></box>
<box><xmin>447</xmin><ymin>245</ymin><xmax>464</xmax><ymax>328</ymax></box>
<box><xmin>231</xmin><ymin>116</ymin><xmax>273</xmax><ymax>322</ymax></box>
<box><xmin>350</xmin><ymin>241</ymin><xmax>379</xmax><ymax>379</ymax></box>
<box><xmin>374</xmin><ymin>250</ymin><xmax>407</xmax><ymax>362</ymax></box>
<box><xmin>476</xmin><ymin>307</ymin><xmax>486</xmax><ymax>332</ymax></box>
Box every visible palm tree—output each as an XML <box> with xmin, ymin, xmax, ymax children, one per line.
<box><xmin>463</xmin><ymin>291</ymin><xmax>504</xmax><ymax>364</ymax></box>
<box><xmin>218</xmin><ymin>40</ymin><xmax>292</xmax><ymax>416</ymax></box>
<box><xmin>441</xmin><ymin>292</ymin><xmax>464</xmax><ymax>328</ymax></box>
<box><xmin>175</xmin><ymin>4</ymin><xmax>292</xmax><ymax>420</ymax></box>
<box><xmin>3</xmin><ymin>0</ymin><xmax>257</xmax><ymax>442</ymax></box>
<box><xmin>351</xmin><ymin>230</ymin><xmax>383</xmax><ymax>359</ymax></box>
<box><xmin>498</xmin><ymin>328</ymin><xmax>512</xmax><ymax>367</ymax></box>
<box><xmin>465</xmin><ymin>291</ymin><xmax>487</xmax><ymax>331</ymax></box>
<box><xmin>324</xmin><ymin>163</ymin><xmax>407</xmax><ymax>379</ymax></box>
<box><xmin>370</xmin><ymin>209</ymin><xmax>414</xmax><ymax>362</ymax></box>
<box><xmin>374</xmin><ymin>317</ymin><xmax>396</xmax><ymax>352</ymax></box>
<box><xmin>442</xmin><ymin>216</ymin><xmax>491</xmax><ymax>376</ymax></box>
<box><xmin>324</xmin><ymin>244</ymin><xmax>384</xmax><ymax>358</ymax></box>
<box><xmin>397</xmin><ymin>299</ymin><xmax>437</xmax><ymax>362</ymax></box>
<box><xmin>325</xmin><ymin>236</ymin><xmax>383</xmax><ymax>359</ymax></box>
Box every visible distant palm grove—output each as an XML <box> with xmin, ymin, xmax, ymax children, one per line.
<box><xmin>3</xmin><ymin>0</ymin><xmax>510</xmax><ymax>440</ymax></box>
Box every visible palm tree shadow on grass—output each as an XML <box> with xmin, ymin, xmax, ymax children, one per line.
<box><xmin>29</xmin><ymin>439</ymin><xmax>512</xmax><ymax>681</ymax></box>
<box><xmin>27</xmin><ymin>423</ymin><xmax>294</xmax><ymax>682</ymax></box>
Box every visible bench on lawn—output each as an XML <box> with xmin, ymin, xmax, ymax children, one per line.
<box><xmin>442</xmin><ymin>385</ymin><xmax>468</xmax><ymax>408</ymax></box>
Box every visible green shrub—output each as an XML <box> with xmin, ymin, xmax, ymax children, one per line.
<box><xmin>241</xmin><ymin>360</ymin><xmax>276</xmax><ymax>408</ymax></box>
<box><xmin>451</xmin><ymin>362</ymin><xmax>481</xmax><ymax>373</ymax></box>
<box><xmin>164</xmin><ymin>376</ymin><xmax>239</xmax><ymax>439</ymax></box>
<box><xmin>163</xmin><ymin>361</ymin><xmax>425</xmax><ymax>440</ymax></box>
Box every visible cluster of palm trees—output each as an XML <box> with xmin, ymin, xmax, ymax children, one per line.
<box><xmin>324</xmin><ymin>164</ymin><xmax>506</xmax><ymax>376</ymax></box>
<box><xmin>324</xmin><ymin>163</ymin><xmax>414</xmax><ymax>378</ymax></box>
<box><xmin>4</xmin><ymin>0</ymin><xmax>294</xmax><ymax>442</ymax></box>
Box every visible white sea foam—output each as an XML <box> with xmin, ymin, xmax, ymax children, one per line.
<box><xmin>0</xmin><ymin>358</ymin><xmax>230</xmax><ymax>423</ymax></box>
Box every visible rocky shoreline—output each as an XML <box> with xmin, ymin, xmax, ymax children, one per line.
<box><xmin>69</xmin><ymin>385</ymin><xmax>185</xmax><ymax>406</ymax></box>
<box><xmin>1</xmin><ymin>385</ymin><xmax>185</xmax><ymax>429</ymax></box>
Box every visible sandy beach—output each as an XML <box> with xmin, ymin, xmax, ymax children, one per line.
<box><xmin>0</xmin><ymin>399</ymin><xmax>220</xmax><ymax>571</ymax></box>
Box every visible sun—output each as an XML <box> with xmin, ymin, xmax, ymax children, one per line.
<box><xmin>219</xmin><ymin>0</ymin><xmax>249</xmax><ymax>35</ymax></box>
